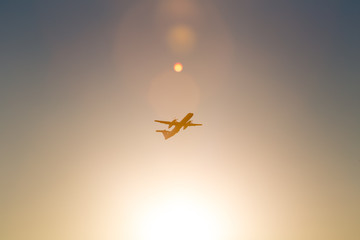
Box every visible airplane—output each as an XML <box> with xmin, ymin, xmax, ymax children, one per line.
<box><xmin>155</xmin><ymin>113</ymin><xmax>202</xmax><ymax>140</ymax></box>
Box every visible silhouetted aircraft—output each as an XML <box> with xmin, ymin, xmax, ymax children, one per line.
<box><xmin>155</xmin><ymin>113</ymin><xmax>202</xmax><ymax>140</ymax></box>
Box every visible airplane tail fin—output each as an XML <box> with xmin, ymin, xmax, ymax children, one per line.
<box><xmin>156</xmin><ymin>130</ymin><xmax>172</xmax><ymax>140</ymax></box>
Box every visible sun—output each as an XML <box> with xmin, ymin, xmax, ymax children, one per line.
<box><xmin>174</xmin><ymin>62</ymin><xmax>183</xmax><ymax>72</ymax></box>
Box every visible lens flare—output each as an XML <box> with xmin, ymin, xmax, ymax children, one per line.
<box><xmin>167</xmin><ymin>25</ymin><xmax>196</xmax><ymax>55</ymax></box>
<box><xmin>148</xmin><ymin>70</ymin><xmax>200</xmax><ymax>116</ymax></box>
<box><xmin>174</xmin><ymin>62</ymin><xmax>183</xmax><ymax>72</ymax></box>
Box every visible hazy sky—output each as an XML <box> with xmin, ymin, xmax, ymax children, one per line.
<box><xmin>1</xmin><ymin>1</ymin><xmax>359</xmax><ymax>240</ymax></box>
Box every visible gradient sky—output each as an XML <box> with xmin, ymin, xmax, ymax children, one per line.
<box><xmin>1</xmin><ymin>1</ymin><xmax>359</xmax><ymax>240</ymax></box>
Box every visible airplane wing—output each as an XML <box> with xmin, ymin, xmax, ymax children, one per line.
<box><xmin>183</xmin><ymin>122</ymin><xmax>202</xmax><ymax>130</ymax></box>
<box><xmin>154</xmin><ymin>120</ymin><xmax>172</xmax><ymax>125</ymax></box>
<box><xmin>188</xmin><ymin>123</ymin><xmax>202</xmax><ymax>126</ymax></box>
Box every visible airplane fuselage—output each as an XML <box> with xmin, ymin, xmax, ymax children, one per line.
<box><xmin>174</xmin><ymin>112</ymin><xmax>193</xmax><ymax>131</ymax></box>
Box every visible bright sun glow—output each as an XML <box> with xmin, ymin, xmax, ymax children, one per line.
<box><xmin>174</xmin><ymin>62</ymin><xmax>183</xmax><ymax>72</ymax></box>
<box><xmin>137</xmin><ymin>197</ymin><xmax>222</xmax><ymax>240</ymax></box>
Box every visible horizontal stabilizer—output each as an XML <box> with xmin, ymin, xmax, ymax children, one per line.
<box><xmin>156</xmin><ymin>130</ymin><xmax>174</xmax><ymax>140</ymax></box>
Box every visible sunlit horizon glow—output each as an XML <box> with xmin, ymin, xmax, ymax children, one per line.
<box><xmin>136</xmin><ymin>196</ymin><xmax>223</xmax><ymax>240</ymax></box>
